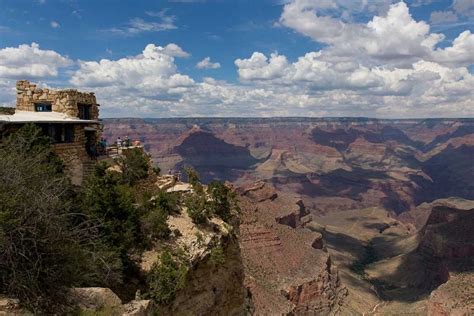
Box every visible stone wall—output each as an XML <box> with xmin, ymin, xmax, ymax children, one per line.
<box><xmin>53</xmin><ymin>125</ymin><xmax>90</xmax><ymax>185</ymax></box>
<box><xmin>16</xmin><ymin>80</ymin><xmax>99</xmax><ymax>119</ymax></box>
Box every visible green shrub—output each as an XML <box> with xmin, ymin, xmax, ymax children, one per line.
<box><xmin>141</xmin><ymin>208</ymin><xmax>171</xmax><ymax>240</ymax></box>
<box><xmin>184</xmin><ymin>167</ymin><xmax>204</xmax><ymax>194</ymax></box>
<box><xmin>147</xmin><ymin>250</ymin><xmax>188</xmax><ymax>305</ymax></box>
<box><xmin>209</xmin><ymin>245</ymin><xmax>226</xmax><ymax>265</ymax></box>
<box><xmin>184</xmin><ymin>167</ymin><xmax>200</xmax><ymax>186</ymax></box>
<box><xmin>137</xmin><ymin>190</ymin><xmax>179</xmax><ymax>242</ymax></box>
<box><xmin>153</xmin><ymin>190</ymin><xmax>179</xmax><ymax>215</ymax></box>
<box><xmin>117</xmin><ymin>148</ymin><xmax>150</xmax><ymax>185</ymax></box>
<box><xmin>184</xmin><ymin>193</ymin><xmax>210</xmax><ymax>225</ymax></box>
<box><xmin>81</xmin><ymin>162</ymin><xmax>141</xmax><ymax>250</ymax></box>
<box><xmin>207</xmin><ymin>181</ymin><xmax>238</xmax><ymax>223</ymax></box>
<box><xmin>0</xmin><ymin>125</ymin><xmax>116</xmax><ymax>312</ymax></box>
<box><xmin>195</xmin><ymin>232</ymin><xmax>205</xmax><ymax>246</ymax></box>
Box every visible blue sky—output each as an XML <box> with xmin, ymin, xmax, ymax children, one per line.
<box><xmin>0</xmin><ymin>0</ymin><xmax>473</xmax><ymax>118</ymax></box>
<box><xmin>1</xmin><ymin>0</ymin><xmax>319</xmax><ymax>82</ymax></box>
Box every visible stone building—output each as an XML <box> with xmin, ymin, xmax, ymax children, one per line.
<box><xmin>0</xmin><ymin>80</ymin><xmax>101</xmax><ymax>185</ymax></box>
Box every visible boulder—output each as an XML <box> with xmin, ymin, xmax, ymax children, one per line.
<box><xmin>70</xmin><ymin>287</ymin><xmax>122</xmax><ymax>311</ymax></box>
<box><xmin>0</xmin><ymin>297</ymin><xmax>20</xmax><ymax>315</ymax></box>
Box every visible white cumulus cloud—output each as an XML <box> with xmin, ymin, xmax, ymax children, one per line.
<box><xmin>280</xmin><ymin>1</ymin><xmax>447</xmax><ymax>64</ymax></box>
<box><xmin>0</xmin><ymin>42</ymin><xmax>71</xmax><ymax>79</ymax></box>
<box><xmin>0</xmin><ymin>2</ymin><xmax>472</xmax><ymax>118</ymax></box>
<box><xmin>196</xmin><ymin>57</ymin><xmax>221</xmax><ymax>69</ymax></box>
<box><xmin>71</xmin><ymin>43</ymin><xmax>193</xmax><ymax>90</ymax></box>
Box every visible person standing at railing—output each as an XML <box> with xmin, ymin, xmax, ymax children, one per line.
<box><xmin>101</xmin><ymin>137</ymin><xmax>107</xmax><ymax>149</ymax></box>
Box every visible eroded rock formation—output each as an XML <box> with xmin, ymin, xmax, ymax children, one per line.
<box><xmin>103</xmin><ymin>117</ymin><xmax>474</xmax><ymax>216</ymax></box>
<box><xmin>238</xmin><ymin>181</ymin><xmax>346</xmax><ymax>314</ymax></box>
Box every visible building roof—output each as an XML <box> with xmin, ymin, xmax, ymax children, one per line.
<box><xmin>0</xmin><ymin>111</ymin><xmax>100</xmax><ymax>124</ymax></box>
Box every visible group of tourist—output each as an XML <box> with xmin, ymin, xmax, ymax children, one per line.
<box><xmin>116</xmin><ymin>136</ymin><xmax>129</xmax><ymax>148</ymax></box>
<box><xmin>86</xmin><ymin>136</ymin><xmax>142</xmax><ymax>159</ymax></box>
<box><xmin>116</xmin><ymin>136</ymin><xmax>141</xmax><ymax>148</ymax></box>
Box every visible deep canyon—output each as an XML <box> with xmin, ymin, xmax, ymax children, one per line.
<box><xmin>104</xmin><ymin>117</ymin><xmax>474</xmax><ymax>314</ymax></box>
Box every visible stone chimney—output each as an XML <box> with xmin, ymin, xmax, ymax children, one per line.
<box><xmin>16</xmin><ymin>80</ymin><xmax>35</xmax><ymax>111</ymax></box>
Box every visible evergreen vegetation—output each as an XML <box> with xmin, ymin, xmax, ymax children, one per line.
<box><xmin>116</xmin><ymin>147</ymin><xmax>150</xmax><ymax>185</ymax></box>
<box><xmin>207</xmin><ymin>181</ymin><xmax>238</xmax><ymax>223</ymax></box>
<box><xmin>146</xmin><ymin>250</ymin><xmax>188</xmax><ymax>305</ymax></box>
<box><xmin>0</xmin><ymin>125</ymin><xmax>238</xmax><ymax>312</ymax></box>
<box><xmin>184</xmin><ymin>169</ymin><xmax>238</xmax><ymax>225</ymax></box>
<box><xmin>0</xmin><ymin>125</ymin><xmax>118</xmax><ymax>312</ymax></box>
<box><xmin>185</xmin><ymin>192</ymin><xmax>210</xmax><ymax>224</ymax></box>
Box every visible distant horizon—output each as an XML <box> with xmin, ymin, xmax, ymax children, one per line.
<box><xmin>101</xmin><ymin>116</ymin><xmax>474</xmax><ymax>120</ymax></box>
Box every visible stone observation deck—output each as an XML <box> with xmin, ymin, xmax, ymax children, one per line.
<box><xmin>15</xmin><ymin>80</ymin><xmax>99</xmax><ymax>119</ymax></box>
<box><xmin>0</xmin><ymin>80</ymin><xmax>102</xmax><ymax>185</ymax></box>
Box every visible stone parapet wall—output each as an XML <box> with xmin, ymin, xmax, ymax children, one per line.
<box><xmin>16</xmin><ymin>80</ymin><xmax>99</xmax><ymax>119</ymax></box>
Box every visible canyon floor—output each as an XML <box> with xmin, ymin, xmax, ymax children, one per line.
<box><xmin>104</xmin><ymin>117</ymin><xmax>474</xmax><ymax>314</ymax></box>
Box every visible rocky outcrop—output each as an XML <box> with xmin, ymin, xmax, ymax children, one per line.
<box><xmin>400</xmin><ymin>205</ymin><xmax>474</xmax><ymax>292</ymax></box>
<box><xmin>365</xmin><ymin>202</ymin><xmax>474</xmax><ymax>314</ymax></box>
<box><xmin>238</xmin><ymin>181</ymin><xmax>345</xmax><ymax>314</ymax></box>
<box><xmin>161</xmin><ymin>235</ymin><xmax>246</xmax><ymax>316</ymax></box>
<box><xmin>141</xmin><ymin>210</ymin><xmax>246</xmax><ymax>316</ymax></box>
<box><xmin>66</xmin><ymin>288</ymin><xmax>154</xmax><ymax>316</ymax></box>
<box><xmin>311</xmin><ymin>233</ymin><xmax>324</xmax><ymax>250</ymax></box>
<box><xmin>239</xmin><ymin>180</ymin><xmax>278</xmax><ymax>202</ymax></box>
<box><xmin>418</xmin><ymin>205</ymin><xmax>474</xmax><ymax>260</ymax></box>
<box><xmin>239</xmin><ymin>224</ymin><xmax>282</xmax><ymax>250</ymax></box>
<box><xmin>275</xmin><ymin>199</ymin><xmax>309</xmax><ymax>229</ymax></box>
<box><xmin>69</xmin><ymin>287</ymin><xmax>122</xmax><ymax>310</ymax></box>
<box><xmin>122</xmin><ymin>299</ymin><xmax>154</xmax><ymax>316</ymax></box>
<box><xmin>283</xmin><ymin>256</ymin><xmax>345</xmax><ymax>314</ymax></box>
<box><xmin>427</xmin><ymin>273</ymin><xmax>474</xmax><ymax>316</ymax></box>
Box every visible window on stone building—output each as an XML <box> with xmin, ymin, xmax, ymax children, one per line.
<box><xmin>78</xmin><ymin>104</ymin><xmax>92</xmax><ymax>120</ymax></box>
<box><xmin>35</xmin><ymin>102</ymin><xmax>52</xmax><ymax>112</ymax></box>
<box><xmin>39</xmin><ymin>124</ymin><xmax>75</xmax><ymax>143</ymax></box>
<box><xmin>64</xmin><ymin>125</ymin><xmax>75</xmax><ymax>142</ymax></box>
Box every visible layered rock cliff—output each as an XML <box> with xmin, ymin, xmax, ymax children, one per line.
<box><xmin>148</xmin><ymin>212</ymin><xmax>247</xmax><ymax>315</ymax></box>
<box><xmin>364</xmin><ymin>201</ymin><xmax>474</xmax><ymax>314</ymax></box>
<box><xmin>237</xmin><ymin>181</ymin><xmax>347</xmax><ymax>314</ymax></box>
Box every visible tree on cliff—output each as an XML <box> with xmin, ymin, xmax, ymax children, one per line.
<box><xmin>0</xmin><ymin>124</ymin><xmax>118</xmax><ymax>312</ymax></box>
<box><xmin>81</xmin><ymin>162</ymin><xmax>141</xmax><ymax>250</ymax></box>
<box><xmin>116</xmin><ymin>147</ymin><xmax>150</xmax><ymax>185</ymax></box>
<box><xmin>207</xmin><ymin>181</ymin><xmax>238</xmax><ymax>223</ymax></box>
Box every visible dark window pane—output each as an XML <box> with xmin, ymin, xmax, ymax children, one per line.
<box><xmin>36</xmin><ymin>124</ymin><xmax>75</xmax><ymax>144</ymax></box>
<box><xmin>54</xmin><ymin>125</ymin><xmax>62</xmax><ymax>143</ymax></box>
<box><xmin>65</xmin><ymin>126</ymin><xmax>74</xmax><ymax>142</ymax></box>
<box><xmin>35</xmin><ymin>103</ymin><xmax>52</xmax><ymax>112</ymax></box>
<box><xmin>78</xmin><ymin>104</ymin><xmax>91</xmax><ymax>120</ymax></box>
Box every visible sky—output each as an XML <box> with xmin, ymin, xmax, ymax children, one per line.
<box><xmin>0</xmin><ymin>0</ymin><xmax>473</xmax><ymax>118</ymax></box>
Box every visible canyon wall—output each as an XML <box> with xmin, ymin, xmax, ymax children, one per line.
<box><xmin>103</xmin><ymin>117</ymin><xmax>474</xmax><ymax>218</ymax></box>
